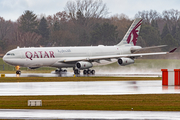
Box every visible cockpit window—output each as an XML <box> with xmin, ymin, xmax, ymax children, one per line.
<box><xmin>7</xmin><ymin>53</ymin><xmax>15</xmax><ymax>56</ymax></box>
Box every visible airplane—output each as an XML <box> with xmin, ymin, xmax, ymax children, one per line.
<box><xmin>3</xmin><ymin>18</ymin><xmax>177</xmax><ymax>75</ymax></box>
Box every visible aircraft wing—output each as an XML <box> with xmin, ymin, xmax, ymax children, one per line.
<box><xmin>60</xmin><ymin>48</ymin><xmax>177</xmax><ymax>63</ymax></box>
<box><xmin>131</xmin><ymin>45</ymin><xmax>167</xmax><ymax>53</ymax></box>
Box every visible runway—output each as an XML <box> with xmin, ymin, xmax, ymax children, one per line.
<box><xmin>0</xmin><ymin>81</ymin><xmax>179</xmax><ymax>95</ymax></box>
<box><xmin>0</xmin><ymin>109</ymin><xmax>180</xmax><ymax>119</ymax></box>
<box><xmin>3</xmin><ymin>72</ymin><xmax>162</xmax><ymax>77</ymax></box>
<box><xmin>1</xmin><ymin>73</ymin><xmax>180</xmax><ymax>119</ymax></box>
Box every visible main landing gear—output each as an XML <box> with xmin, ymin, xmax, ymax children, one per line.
<box><xmin>15</xmin><ymin>66</ymin><xmax>21</xmax><ymax>75</ymax></box>
<box><xmin>83</xmin><ymin>69</ymin><xmax>95</xmax><ymax>75</ymax></box>
<box><xmin>55</xmin><ymin>68</ymin><xmax>67</xmax><ymax>74</ymax></box>
<box><xmin>74</xmin><ymin>69</ymin><xmax>80</xmax><ymax>74</ymax></box>
<box><xmin>74</xmin><ymin>69</ymin><xmax>95</xmax><ymax>75</ymax></box>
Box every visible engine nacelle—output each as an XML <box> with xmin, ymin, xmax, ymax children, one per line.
<box><xmin>118</xmin><ymin>58</ymin><xmax>134</xmax><ymax>66</ymax></box>
<box><xmin>76</xmin><ymin>61</ymin><xmax>93</xmax><ymax>70</ymax></box>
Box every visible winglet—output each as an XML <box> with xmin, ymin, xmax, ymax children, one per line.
<box><xmin>169</xmin><ymin>48</ymin><xmax>177</xmax><ymax>53</ymax></box>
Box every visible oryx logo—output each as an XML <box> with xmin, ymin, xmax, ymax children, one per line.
<box><xmin>127</xmin><ymin>19</ymin><xmax>142</xmax><ymax>45</ymax></box>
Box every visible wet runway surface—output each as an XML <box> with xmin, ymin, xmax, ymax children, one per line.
<box><xmin>1</xmin><ymin>73</ymin><xmax>180</xmax><ymax>119</ymax></box>
<box><xmin>0</xmin><ymin>81</ymin><xmax>180</xmax><ymax>95</ymax></box>
<box><xmin>0</xmin><ymin>109</ymin><xmax>180</xmax><ymax>120</ymax></box>
<box><xmin>4</xmin><ymin>72</ymin><xmax>162</xmax><ymax>77</ymax></box>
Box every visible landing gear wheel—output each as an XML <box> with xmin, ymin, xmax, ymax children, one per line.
<box><xmin>55</xmin><ymin>69</ymin><xmax>61</xmax><ymax>73</ymax></box>
<box><xmin>83</xmin><ymin>70</ymin><xmax>87</xmax><ymax>75</ymax></box>
<box><xmin>74</xmin><ymin>69</ymin><xmax>80</xmax><ymax>75</ymax></box>
<box><xmin>15</xmin><ymin>66</ymin><xmax>21</xmax><ymax>75</ymax></box>
<box><xmin>16</xmin><ymin>70</ymin><xmax>21</xmax><ymax>75</ymax></box>
<box><xmin>55</xmin><ymin>69</ymin><xmax>59</xmax><ymax>73</ymax></box>
<box><xmin>91</xmin><ymin>70</ymin><xmax>95</xmax><ymax>75</ymax></box>
<box><xmin>87</xmin><ymin>69</ymin><xmax>91</xmax><ymax>74</ymax></box>
<box><xmin>55</xmin><ymin>69</ymin><xmax>67</xmax><ymax>74</ymax></box>
<box><xmin>83</xmin><ymin>69</ymin><xmax>95</xmax><ymax>75</ymax></box>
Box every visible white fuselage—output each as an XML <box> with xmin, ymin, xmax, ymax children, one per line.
<box><xmin>3</xmin><ymin>18</ymin><xmax>144</xmax><ymax>71</ymax></box>
<box><xmin>3</xmin><ymin>45</ymin><xmax>134</xmax><ymax>68</ymax></box>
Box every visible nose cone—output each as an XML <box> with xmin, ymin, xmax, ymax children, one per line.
<box><xmin>3</xmin><ymin>55</ymin><xmax>10</xmax><ymax>65</ymax></box>
<box><xmin>2</xmin><ymin>55</ymin><xmax>13</xmax><ymax>65</ymax></box>
<box><xmin>2</xmin><ymin>55</ymin><xmax>7</xmax><ymax>63</ymax></box>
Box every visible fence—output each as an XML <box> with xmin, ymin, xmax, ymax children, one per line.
<box><xmin>0</xmin><ymin>64</ymin><xmax>14</xmax><ymax>71</ymax></box>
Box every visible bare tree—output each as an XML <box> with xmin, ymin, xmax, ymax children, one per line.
<box><xmin>162</xmin><ymin>9</ymin><xmax>180</xmax><ymax>31</ymax></box>
<box><xmin>162</xmin><ymin>9</ymin><xmax>180</xmax><ymax>22</ymax></box>
<box><xmin>0</xmin><ymin>17</ymin><xmax>13</xmax><ymax>50</ymax></box>
<box><xmin>46</xmin><ymin>11</ymin><xmax>70</xmax><ymax>31</ymax></box>
<box><xmin>15</xmin><ymin>31</ymin><xmax>42</xmax><ymax>47</ymax></box>
<box><xmin>110</xmin><ymin>14</ymin><xmax>131</xmax><ymax>41</ymax></box>
<box><xmin>65</xmin><ymin>0</ymin><xmax>108</xmax><ymax>25</ymax></box>
<box><xmin>135</xmin><ymin>10</ymin><xmax>161</xmax><ymax>24</ymax></box>
<box><xmin>0</xmin><ymin>17</ymin><xmax>12</xmax><ymax>41</ymax></box>
<box><xmin>55</xmin><ymin>11</ymin><xmax>70</xmax><ymax>22</ymax></box>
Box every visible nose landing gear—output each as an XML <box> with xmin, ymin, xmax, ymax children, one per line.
<box><xmin>15</xmin><ymin>66</ymin><xmax>21</xmax><ymax>75</ymax></box>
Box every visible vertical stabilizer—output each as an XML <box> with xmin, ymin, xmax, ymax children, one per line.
<box><xmin>117</xmin><ymin>18</ymin><xmax>142</xmax><ymax>46</ymax></box>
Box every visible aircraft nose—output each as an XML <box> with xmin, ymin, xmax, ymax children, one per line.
<box><xmin>3</xmin><ymin>55</ymin><xmax>13</xmax><ymax>65</ymax></box>
<box><xmin>3</xmin><ymin>55</ymin><xmax>8</xmax><ymax>63</ymax></box>
<box><xmin>3</xmin><ymin>55</ymin><xmax>6</xmax><ymax>62</ymax></box>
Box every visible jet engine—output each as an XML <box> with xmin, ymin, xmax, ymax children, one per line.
<box><xmin>118</xmin><ymin>58</ymin><xmax>134</xmax><ymax>66</ymax></box>
<box><xmin>76</xmin><ymin>61</ymin><xmax>93</xmax><ymax>70</ymax></box>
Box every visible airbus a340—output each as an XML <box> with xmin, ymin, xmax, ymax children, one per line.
<box><xmin>3</xmin><ymin>18</ymin><xmax>176</xmax><ymax>75</ymax></box>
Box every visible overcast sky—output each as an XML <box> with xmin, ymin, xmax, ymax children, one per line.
<box><xmin>0</xmin><ymin>0</ymin><xmax>180</xmax><ymax>21</ymax></box>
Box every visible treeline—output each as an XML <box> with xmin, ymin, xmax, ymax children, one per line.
<box><xmin>0</xmin><ymin>0</ymin><xmax>180</xmax><ymax>54</ymax></box>
<box><xmin>136</xmin><ymin>9</ymin><xmax>180</xmax><ymax>51</ymax></box>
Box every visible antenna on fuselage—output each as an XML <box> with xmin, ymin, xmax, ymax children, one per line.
<box><xmin>17</xmin><ymin>46</ymin><xmax>20</xmax><ymax>49</ymax></box>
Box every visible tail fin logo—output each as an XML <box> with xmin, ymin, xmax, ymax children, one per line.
<box><xmin>127</xmin><ymin>19</ymin><xmax>142</xmax><ymax>45</ymax></box>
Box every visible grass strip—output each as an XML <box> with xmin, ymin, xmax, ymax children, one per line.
<box><xmin>0</xmin><ymin>77</ymin><xmax>161</xmax><ymax>82</ymax></box>
<box><xmin>0</xmin><ymin>94</ymin><xmax>180</xmax><ymax>111</ymax></box>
